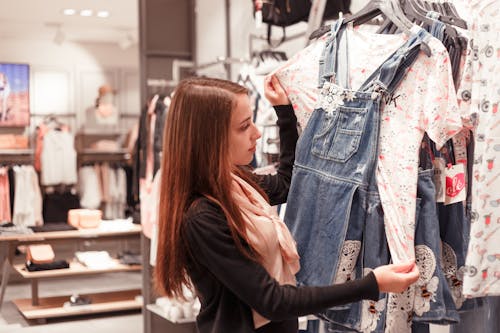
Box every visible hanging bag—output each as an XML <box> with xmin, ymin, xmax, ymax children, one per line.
<box><xmin>255</xmin><ymin>0</ymin><xmax>351</xmax><ymax>46</ymax></box>
<box><xmin>260</xmin><ymin>0</ymin><xmax>311</xmax><ymax>46</ymax></box>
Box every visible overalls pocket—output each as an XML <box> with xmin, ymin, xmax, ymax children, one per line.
<box><xmin>311</xmin><ymin>106</ymin><xmax>368</xmax><ymax>162</ymax></box>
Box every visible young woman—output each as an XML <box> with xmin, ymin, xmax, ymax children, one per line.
<box><xmin>156</xmin><ymin>76</ymin><xmax>419</xmax><ymax>333</ymax></box>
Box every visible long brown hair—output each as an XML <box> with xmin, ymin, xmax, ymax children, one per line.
<box><xmin>155</xmin><ymin>77</ymin><xmax>267</xmax><ymax>299</ymax></box>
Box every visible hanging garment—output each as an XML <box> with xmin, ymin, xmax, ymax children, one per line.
<box><xmin>0</xmin><ymin>167</ymin><xmax>11</xmax><ymax>222</ymax></box>
<box><xmin>274</xmin><ymin>34</ymin><xmax>330</xmax><ymax>128</ymax></box>
<box><xmin>40</xmin><ymin>130</ymin><xmax>77</xmax><ymax>186</ymax></box>
<box><xmin>278</xmin><ymin>21</ymin><xmax>464</xmax><ymax>264</ymax></box>
<box><xmin>284</xmin><ymin>19</ymin><xmax>430</xmax><ymax>332</ymax></box>
<box><xmin>78</xmin><ymin>166</ymin><xmax>102</xmax><ymax>209</ymax></box>
<box><xmin>12</xmin><ymin>166</ymin><xmax>43</xmax><ymax>227</ymax></box>
<box><xmin>42</xmin><ymin>191</ymin><xmax>80</xmax><ymax>223</ymax></box>
<box><xmin>458</xmin><ymin>0</ymin><xmax>500</xmax><ymax>298</ymax></box>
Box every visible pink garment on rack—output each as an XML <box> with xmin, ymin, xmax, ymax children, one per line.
<box><xmin>0</xmin><ymin>167</ymin><xmax>11</xmax><ymax>222</ymax></box>
<box><xmin>140</xmin><ymin>96</ymin><xmax>159</xmax><ymax>238</ymax></box>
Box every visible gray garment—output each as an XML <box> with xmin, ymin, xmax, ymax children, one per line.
<box><xmin>83</xmin><ymin>105</ymin><xmax>119</xmax><ymax>132</ymax></box>
<box><xmin>450</xmin><ymin>297</ymin><xmax>500</xmax><ymax>333</ymax></box>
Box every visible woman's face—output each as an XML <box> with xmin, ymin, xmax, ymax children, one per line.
<box><xmin>228</xmin><ymin>94</ymin><xmax>261</xmax><ymax>166</ymax></box>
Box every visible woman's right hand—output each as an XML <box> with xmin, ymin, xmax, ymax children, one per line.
<box><xmin>373</xmin><ymin>260</ymin><xmax>419</xmax><ymax>293</ymax></box>
<box><xmin>264</xmin><ymin>75</ymin><xmax>290</xmax><ymax>106</ymax></box>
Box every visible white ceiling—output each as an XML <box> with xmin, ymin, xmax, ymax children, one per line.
<box><xmin>0</xmin><ymin>0</ymin><xmax>138</xmax><ymax>45</ymax></box>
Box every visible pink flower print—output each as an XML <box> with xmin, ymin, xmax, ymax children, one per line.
<box><xmin>484</xmin><ymin>214</ymin><xmax>492</xmax><ymax>226</ymax></box>
<box><xmin>487</xmin><ymin>158</ymin><xmax>495</xmax><ymax>171</ymax></box>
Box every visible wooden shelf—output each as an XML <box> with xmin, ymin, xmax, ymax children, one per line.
<box><xmin>0</xmin><ymin>224</ymin><xmax>141</xmax><ymax>242</ymax></box>
<box><xmin>146</xmin><ymin>304</ymin><xmax>196</xmax><ymax>324</ymax></box>
<box><xmin>14</xmin><ymin>259</ymin><xmax>141</xmax><ymax>279</ymax></box>
<box><xmin>13</xmin><ymin>289</ymin><xmax>142</xmax><ymax>320</ymax></box>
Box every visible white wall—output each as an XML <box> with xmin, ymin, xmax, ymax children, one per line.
<box><xmin>0</xmin><ymin>37</ymin><xmax>140</xmax><ymax>133</ymax></box>
<box><xmin>194</xmin><ymin>0</ymin><xmax>307</xmax><ymax>80</ymax></box>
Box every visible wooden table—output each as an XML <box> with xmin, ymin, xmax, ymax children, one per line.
<box><xmin>0</xmin><ymin>224</ymin><xmax>142</xmax><ymax>321</ymax></box>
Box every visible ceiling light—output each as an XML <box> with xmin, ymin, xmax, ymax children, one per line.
<box><xmin>63</xmin><ymin>9</ymin><xmax>76</xmax><ymax>16</ymax></box>
<box><xmin>80</xmin><ymin>9</ymin><xmax>93</xmax><ymax>17</ymax></box>
<box><xmin>97</xmin><ymin>11</ymin><xmax>110</xmax><ymax>18</ymax></box>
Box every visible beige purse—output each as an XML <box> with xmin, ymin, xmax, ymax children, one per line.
<box><xmin>68</xmin><ymin>209</ymin><xmax>102</xmax><ymax>229</ymax></box>
<box><xmin>26</xmin><ymin>244</ymin><xmax>55</xmax><ymax>264</ymax></box>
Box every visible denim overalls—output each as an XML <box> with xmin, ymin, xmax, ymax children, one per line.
<box><xmin>413</xmin><ymin>168</ymin><xmax>461</xmax><ymax>324</ymax></box>
<box><xmin>284</xmin><ymin>19</ymin><xmax>431</xmax><ymax>331</ymax></box>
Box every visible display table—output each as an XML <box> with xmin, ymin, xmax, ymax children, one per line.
<box><xmin>0</xmin><ymin>224</ymin><xmax>142</xmax><ymax>321</ymax></box>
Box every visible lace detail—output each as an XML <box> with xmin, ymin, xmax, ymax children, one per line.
<box><xmin>385</xmin><ymin>287</ymin><xmax>414</xmax><ymax>333</ymax></box>
<box><xmin>333</xmin><ymin>240</ymin><xmax>361</xmax><ymax>283</ymax></box>
<box><xmin>316</xmin><ymin>81</ymin><xmax>367</xmax><ymax>115</ymax></box>
<box><xmin>414</xmin><ymin>245</ymin><xmax>439</xmax><ymax>316</ymax></box>
<box><xmin>441</xmin><ymin>241</ymin><xmax>466</xmax><ymax>308</ymax></box>
<box><xmin>360</xmin><ymin>268</ymin><xmax>386</xmax><ymax>332</ymax></box>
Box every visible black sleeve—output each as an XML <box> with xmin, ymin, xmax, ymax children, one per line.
<box><xmin>183</xmin><ymin>203</ymin><xmax>380</xmax><ymax>322</ymax></box>
<box><xmin>256</xmin><ymin>105</ymin><xmax>299</xmax><ymax>206</ymax></box>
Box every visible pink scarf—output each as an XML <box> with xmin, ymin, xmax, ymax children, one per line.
<box><xmin>231</xmin><ymin>173</ymin><xmax>300</xmax><ymax>328</ymax></box>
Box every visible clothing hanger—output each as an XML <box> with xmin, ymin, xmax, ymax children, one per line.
<box><xmin>416</xmin><ymin>0</ymin><xmax>467</xmax><ymax>28</ymax></box>
<box><xmin>42</xmin><ymin>114</ymin><xmax>65</xmax><ymax>131</ymax></box>
<box><xmin>442</xmin><ymin>0</ymin><xmax>461</xmax><ymax>20</ymax></box>
<box><xmin>404</xmin><ymin>0</ymin><xmax>458</xmax><ymax>38</ymax></box>
<box><xmin>349</xmin><ymin>0</ymin><xmax>432</xmax><ymax>56</ymax></box>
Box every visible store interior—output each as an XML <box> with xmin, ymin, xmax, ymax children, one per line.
<box><xmin>0</xmin><ymin>0</ymin><xmax>498</xmax><ymax>332</ymax></box>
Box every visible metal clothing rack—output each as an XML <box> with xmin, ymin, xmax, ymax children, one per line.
<box><xmin>191</xmin><ymin>56</ymin><xmax>250</xmax><ymax>79</ymax></box>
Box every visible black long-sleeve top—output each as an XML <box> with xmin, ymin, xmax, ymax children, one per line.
<box><xmin>182</xmin><ymin>105</ymin><xmax>379</xmax><ymax>333</ymax></box>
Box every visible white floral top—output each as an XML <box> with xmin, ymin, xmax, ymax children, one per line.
<box><xmin>459</xmin><ymin>0</ymin><xmax>500</xmax><ymax>297</ymax></box>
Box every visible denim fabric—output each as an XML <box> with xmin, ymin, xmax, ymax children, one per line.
<box><xmin>437</xmin><ymin>201</ymin><xmax>480</xmax><ymax>312</ymax></box>
<box><xmin>285</xmin><ymin>18</ymin><xmax>431</xmax><ymax>331</ymax></box>
<box><xmin>412</xmin><ymin>169</ymin><xmax>460</xmax><ymax>324</ymax></box>
<box><xmin>323</xmin><ymin>189</ymin><xmax>390</xmax><ymax>332</ymax></box>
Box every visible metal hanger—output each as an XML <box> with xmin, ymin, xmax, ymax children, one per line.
<box><xmin>345</xmin><ymin>0</ymin><xmax>432</xmax><ymax>56</ymax></box>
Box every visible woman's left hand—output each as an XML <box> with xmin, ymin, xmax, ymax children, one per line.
<box><xmin>264</xmin><ymin>75</ymin><xmax>290</xmax><ymax>106</ymax></box>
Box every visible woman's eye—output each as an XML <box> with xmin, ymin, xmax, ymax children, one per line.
<box><xmin>240</xmin><ymin>123</ymin><xmax>250</xmax><ymax>131</ymax></box>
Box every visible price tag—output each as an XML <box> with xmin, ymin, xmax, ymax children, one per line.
<box><xmin>444</xmin><ymin>163</ymin><xmax>466</xmax><ymax>205</ymax></box>
<box><xmin>255</xmin><ymin>10</ymin><xmax>262</xmax><ymax>29</ymax></box>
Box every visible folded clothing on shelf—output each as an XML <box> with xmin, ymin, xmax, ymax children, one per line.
<box><xmin>25</xmin><ymin>260</ymin><xmax>70</xmax><ymax>271</ymax></box>
<box><xmin>0</xmin><ymin>134</ymin><xmax>29</xmax><ymax>149</ymax></box>
<box><xmin>75</xmin><ymin>250</ymin><xmax>117</xmax><ymax>269</ymax></box>
<box><xmin>30</xmin><ymin>222</ymin><xmax>77</xmax><ymax>232</ymax></box>
<box><xmin>118</xmin><ymin>251</ymin><xmax>142</xmax><ymax>265</ymax></box>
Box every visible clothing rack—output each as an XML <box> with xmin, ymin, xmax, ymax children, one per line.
<box><xmin>192</xmin><ymin>56</ymin><xmax>250</xmax><ymax>79</ymax></box>
<box><xmin>0</xmin><ymin>149</ymin><xmax>35</xmax><ymax>165</ymax></box>
<box><xmin>77</xmin><ymin>149</ymin><xmax>131</xmax><ymax>165</ymax></box>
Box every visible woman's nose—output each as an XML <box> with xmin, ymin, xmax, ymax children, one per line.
<box><xmin>253</xmin><ymin>126</ymin><xmax>262</xmax><ymax>140</ymax></box>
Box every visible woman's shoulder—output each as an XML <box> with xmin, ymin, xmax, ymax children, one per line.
<box><xmin>184</xmin><ymin>196</ymin><xmax>227</xmax><ymax>231</ymax></box>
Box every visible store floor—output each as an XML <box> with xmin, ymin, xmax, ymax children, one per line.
<box><xmin>0</xmin><ymin>271</ymin><xmax>142</xmax><ymax>332</ymax></box>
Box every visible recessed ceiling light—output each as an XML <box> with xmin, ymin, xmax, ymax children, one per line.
<box><xmin>63</xmin><ymin>9</ymin><xmax>76</xmax><ymax>16</ymax></box>
<box><xmin>80</xmin><ymin>9</ymin><xmax>93</xmax><ymax>17</ymax></box>
<box><xmin>96</xmin><ymin>11</ymin><xmax>110</xmax><ymax>18</ymax></box>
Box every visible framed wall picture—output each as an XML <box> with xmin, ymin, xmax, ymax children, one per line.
<box><xmin>0</xmin><ymin>63</ymin><xmax>30</xmax><ymax>127</ymax></box>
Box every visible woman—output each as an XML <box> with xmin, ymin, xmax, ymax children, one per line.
<box><xmin>156</xmin><ymin>76</ymin><xmax>419</xmax><ymax>333</ymax></box>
